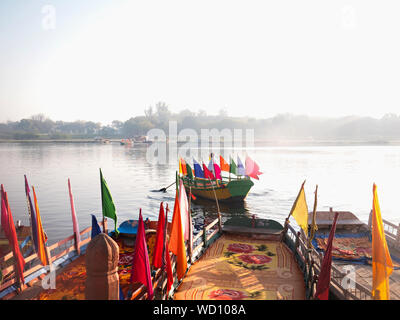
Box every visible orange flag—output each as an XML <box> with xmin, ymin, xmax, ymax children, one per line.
<box><xmin>372</xmin><ymin>183</ymin><xmax>393</xmax><ymax>300</ymax></box>
<box><xmin>180</xmin><ymin>158</ymin><xmax>188</xmax><ymax>175</ymax></box>
<box><xmin>168</xmin><ymin>190</ymin><xmax>187</xmax><ymax>281</ymax></box>
<box><xmin>220</xmin><ymin>155</ymin><xmax>230</xmax><ymax>172</ymax></box>
<box><xmin>32</xmin><ymin>186</ymin><xmax>49</xmax><ymax>266</ymax></box>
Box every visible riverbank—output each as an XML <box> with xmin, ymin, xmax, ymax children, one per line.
<box><xmin>1</xmin><ymin>138</ymin><xmax>400</xmax><ymax>146</ymax></box>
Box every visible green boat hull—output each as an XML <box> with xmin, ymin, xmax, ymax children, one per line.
<box><xmin>181</xmin><ymin>177</ymin><xmax>254</xmax><ymax>202</ymax></box>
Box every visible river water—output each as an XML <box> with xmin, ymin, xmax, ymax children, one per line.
<box><xmin>0</xmin><ymin>142</ymin><xmax>399</xmax><ymax>244</ymax></box>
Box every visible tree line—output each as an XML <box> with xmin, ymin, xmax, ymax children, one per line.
<box><xmin>1</xmin><ymin>102</ymin><xmax>400</xmax><ymax>142</ymax></box>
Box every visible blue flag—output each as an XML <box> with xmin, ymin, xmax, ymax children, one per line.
<box><xmin>237</xmin><ymin>156</ymin><xmax>246</xmax><ymax>176</ymax></box>
<box><xmin>91</xmin><ymin>214</ymin><xmax>102</xmax><ymax>239</ymax></box>
<box><xmin>193</xmin><ymin>158</ymin><xmax>204</xmax><ymax>178</ymax></box>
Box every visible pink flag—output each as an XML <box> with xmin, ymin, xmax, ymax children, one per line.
<box><xmin>68</xmin><ymin>179</ymin><xmax>81</xmax><ymax>254</ymax></box>
<box><xmin>245</xmin><ymin>156</ymin><xmax>263</xmax><ymax>180</ymax></box>
<box><xmin>130</xmin><ymin>209</ymin><xmax>154</xmax><ymax>300</ymax></box>
<box><xmin>213</xmin><ymin>163</ymin><xmax>222</xmax><ymax>180</ymax></box>
<box><xmin>179</xmin><ymin>179</ymin><xmax>190</xmax><ymax>241</ymax></box>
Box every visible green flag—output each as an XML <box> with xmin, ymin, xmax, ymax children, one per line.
<box><xmin>100</xmin><ymin>169</ymin><xmax>118</xmax><ymax>234</ymax></box>
<box><xmin>186</xmin><ymin>163</ymin><xmax>194</xmax><ymax>180</ymax></box>
<box><xmin>230</xmin><ymin>157</ymin><xmax>237</xmax><ymax>175</ymax></box>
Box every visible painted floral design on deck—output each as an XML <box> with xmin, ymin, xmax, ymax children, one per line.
<box><xmin>224</xmin><ymin>242</ymin><xmax>275</xmax><ymax>271</ymax></box>
<box><xmin>208</xmin><ymin>289</ymin><xmax>248</xmax><ymax>300</ymax></box>
<box><xmin>226</xmin><ymin>243</ymin><xmax>254</xmax><ymax>253</ymax></box>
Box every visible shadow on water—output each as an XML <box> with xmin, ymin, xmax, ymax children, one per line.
<box><xmin>190</xmin><ymin>197</ymin><xmax>253</xmax><ymax>229</ymax></box>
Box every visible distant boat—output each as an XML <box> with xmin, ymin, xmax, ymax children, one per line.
<box><xmin>120</xmin><ymin>139</ymin><xmax>133</xmax><ymax>146</ymax></box>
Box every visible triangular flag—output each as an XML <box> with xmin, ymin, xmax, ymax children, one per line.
<box><xmin>230</xmin><ymin>157</ymin><xmax>237</xmax><ymax>175</ymax></box>
<box><xmin>213</xmin><ymin>163</ymin><xmax>222</xmax><ymax>180</ymax></box>
<box><xmin>152</xmin><ymin>202</ymin><xmax>166</xmax><ymax>268</ymax></box>
<box><xmin>245</xmin><ymin>156</ymin><xmax>263</xmax><ymax>180</ymax></box>
<box><xmin>193</xmin><ymin>158</ymin><xmax>204</xmax><ymax>178</ymax></box>
<box><xmin>202</xmin><ymin>163</ymin><xmax>215</xmax><ymax>180</ymax></box>
<box><xmin>168</xmin><ymin>190</ymin><xmax>188</xmax><ymax>281</ymax></box>
<box><xmin>314</xmin><ymin>211</ymin><xmax>339</xmax><ymax>300</ymax></box>
<box><xmin>91</xmin><ymin>214</ymin><xmax>102</xmax><ymax>239</ymax></box>
<box><xmin>130</xmin><ymin>209</ymin><xmax>154</xmax><ymax>300</ymax></box>
<box><xmin>100</xmin><ymin>169</ymin><xmax>118</xmax><ymax>235</ymax></box>
<box><xmin>220</xmin><ymin>155</ymin><xmax>230</xmax><ymax>172</ymax></box>
<box><xmin>68</xmin><ymin>179</ymin><xmax>81</xmax><ymax>253</ymax></box>
<box><xmin>32</xmin><ymin>186</ymin><xmax>49</xmax><ymax>266</ymax></box>
<box><xmin>289</xmin><ymin>181</ymin><xmax>308</xmax><ymax>234</ymax></box>
<box><xmin>186</xmin><ymin>163</ymin><xmax>194</xmax><ymax>180</ymax></box>
<box><xmin>372</xmin><ymin>184</ymin><xmax>394</xmax><ymax>300</ymax></box>
<box><xmin>1</xmin><ymin>185</ymin><xmax>26</xmax><ymax>284</ymax></box>
<box><xmin>180</xmin><ymin>158</ymin><xmax>188</xmax><ymax>175</ymax></box>
<box><xmin>179</xmin><ymin>180</ymin><xmax>190</xmax><ymax>241</ymax></box>
<box><xmin>237</xmin><ymin>156</ymin><xmax>245</xmax><ymax>176</ymax></box>
<box><xmin>162</xmin><ymin>204</ymin><xmax>174</xmax><ymax>293</ymax></box>
<box><xmin>24</xmin><ymin>175</ymin><xmax>39</xmax><ymax>253</ymax></box>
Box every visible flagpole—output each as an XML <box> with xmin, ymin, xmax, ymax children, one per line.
<box><xmin>188</xmin><ymin>186</ymin><xmax>193</xmax><ymax>263</ymax></box>
<box><xmin>99</xmin><ymin>169</ymin><xmax>106</xmax><ymax>233</ymax></box>
<box><xmin>308</xmin><ymin>185</ymin><xmax>318</xmax><ymax>249</ymax></box>
<box><xmin>207</xmin><ymin>178</ymin><xmax>222</xmax><ymax>232</ymax></box>
<box><xmin>162</xmin><ymin>204</ymin><xmax>169</xmax><ymax>299</ymax></box>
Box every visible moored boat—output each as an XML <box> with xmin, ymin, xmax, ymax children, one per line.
<box><xmin>176</xmin><ymin>154</ymin><xmax>262</xmax><ymax>203</ymax></box>
<box><xmin>180</xmin><ymin>175</ymin><xmax>254</xmax><ymax>203</ymax></box>
<box><xmin>306</xmin><ymin>208</ymin><xmax>400</xmax><ymax>300</ymax></box>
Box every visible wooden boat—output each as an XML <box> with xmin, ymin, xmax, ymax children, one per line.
<box><xmin>174</xmin><ymin>215</ymin><xmax>313</xmax><ymax>300</ymax></box>
<box><xmin>305</xmin><ymin>208</ymin><xmax>400</xmax><ymax>300</ymax></box>
<box><xmin>1</xmin><ymin>213</ymin><xmax>318</xmax><ymax>300</ymax></box>
<box><xmin>180</xmin><ymin>175</ymin><xmax>254</xmax><ymax>203</ymax></box>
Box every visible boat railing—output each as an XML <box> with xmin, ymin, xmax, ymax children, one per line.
<box><xmin>282</xmin><ymin>220</ymin><xmax>373</xmax><ymax>300</ymax></box>
<box><xmin>0</xmin><ymin>220</ymin><xmax>107</xmax><ymax>300</ymax></box>
<box><xmin>282</xmin><ymin>221</ymin><xmax>318</xmax><ymax>299</ymax></box>
<box><xmin>368</xmin><ymin>210</ymin><xmax>400</xmax><ymax>251</ymax></box>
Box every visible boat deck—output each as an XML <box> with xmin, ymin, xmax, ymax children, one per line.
<box><xmin>174</xmin><ymin>233</ymin><xmax>306</xmax><ymax>300</ymax></box>
<box><xmin>310</xmin><ymin>210</ymin><xmax>400</xmax><ymax>300</ymax></box>
<box><xmin>332</xmin><ymin>247</ymin><xmax>400</xmax><ymax>300</ymax></box>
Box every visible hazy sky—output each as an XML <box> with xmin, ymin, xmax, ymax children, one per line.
<box><xmin>1</xmin><ymin>1</ymin><xmax>400</xmax><ymax>125</ymax></box>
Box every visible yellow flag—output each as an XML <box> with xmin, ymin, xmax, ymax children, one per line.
<box><xmin>289</xmin><ymin>181</ymin><xmax>308</xmax><ymax>234</ymax></box>
<box><xmin>372</xmin><ymin>183</ymin><xmax>393</xmax><ymax>300</ymax></box>
<box><xmin>32</xmin><ymin>186</ymin><xmax>49</xmax><ymax>266</ymax></box>
<box><xmin>179</xmin><ymin>158</ymin><xmax>183</xmax><ymax>175</ymax></box>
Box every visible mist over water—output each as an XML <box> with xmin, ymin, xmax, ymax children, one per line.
<box><xmin>1</xmin><ymin>142</ymin><xmax>399</xmax><ymax>244</ymax></box>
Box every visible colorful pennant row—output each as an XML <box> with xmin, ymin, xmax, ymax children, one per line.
<box><xmin>179</xmin><ymin>154</ymin><xmax>263</xmax><ymax>180</ymax></box>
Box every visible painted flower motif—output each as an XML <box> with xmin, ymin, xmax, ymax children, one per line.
<box><xmin>119</xmin><ymin>253</ymin><xmax>133</xmax><ymax>265</ymax></box>
<box><xmin>238</xmin><ymin>254</ymin><xmax>272</xmax><ymax>265</ymax></box>
<box><xmin>227</xmin><ymin>243</ymin><xmax>254</xmax><ymax>253</ymax></box>
<box><xmin>209</xmin><ymin>289</ymin><xmax>248</xmax><ymax>300</ymax></box>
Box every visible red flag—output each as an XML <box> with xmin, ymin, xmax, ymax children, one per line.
<box><xmin>163</xmin><ymin>204</ymin><xmax>174</xmax><ymax>293</ymax></box>
<box><xmin>202</xmin><ymin>163</ymin><xmax>215</xmax><ymax>180</ymax></box>
<box><xmin>314</xmin><ymin>211</ymin><xmax>339</xmax><ymax>300</ymax></box>
<box><xmin>1</xmin><ymin>185</ymin><xmax>9</xmax><ymax>238</ymax></box>
<box><xmin>1</xmin><ymin>185</ymin><xmax>26</xmax><ymax>284</ymax></box>
<box><xmin>152</xmin><ymin>202</ymin><xmax>165</xmax><ymax>268</ymax></box>
<box><xmin>130</xmin><ymin>209</ymin><xmax>154</xmax><ymax>300</ymax></box>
